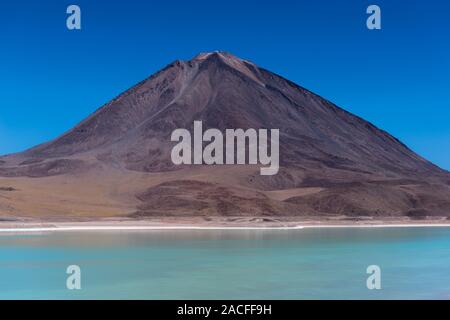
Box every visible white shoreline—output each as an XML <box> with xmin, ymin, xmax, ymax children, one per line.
<box><xmin>1</xmin><ymin>223</ymin><xmax>450</xmax><ymax>233</ymax></box>
<box><xmin>303</xmin><ymin>224</ymin><xmax>450</xmax><ymax>228</ymax></box>
<box><xmin>0</xmin><ymin>225</ymin><xmax>305</xmax><ymax>233</ymax></box>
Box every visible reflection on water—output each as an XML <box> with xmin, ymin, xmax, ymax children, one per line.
<box><xmin>0</xmin><ymin>227</ymin><xmax>450</xmax><ymax>299</ymax></box>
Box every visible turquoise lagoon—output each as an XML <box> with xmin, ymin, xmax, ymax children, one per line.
<box><xmin>0</xmin><ymin>227</ymin><xmax>450</xmax><ymax>299</ymax></box>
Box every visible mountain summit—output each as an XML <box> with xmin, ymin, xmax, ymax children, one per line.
<box><xmin>1</xmin><ymin>52</ymin><xmax>449</xmax><ymax>219</ymax></box>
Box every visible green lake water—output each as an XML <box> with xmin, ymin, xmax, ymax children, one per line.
<box><xmin>0</xmin><ymin>227</ymin><xmax>449</xmax><ymax>299</ymax></box>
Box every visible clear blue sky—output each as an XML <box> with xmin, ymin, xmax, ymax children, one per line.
<box><xmin>1</xmin><ymin>0</ymin><xmax>449</xmax><ymax>170</ymax></box>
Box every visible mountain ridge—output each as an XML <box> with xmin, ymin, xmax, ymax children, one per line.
<box><xmin>0</xmin><ymin>51</ymin><xmax>449</xmax><ymax>219</ymax></box>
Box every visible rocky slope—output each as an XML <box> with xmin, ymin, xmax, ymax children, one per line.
<box><xmin>0</xmin><ymin>52</ymin><xmax>449</xmax><ymax>219</ymax></box>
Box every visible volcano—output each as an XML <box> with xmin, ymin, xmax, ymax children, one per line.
<box><xmin>1</xmin><ymin>51</ymin><xmax>449</xmax><ymax>220</ymax></box>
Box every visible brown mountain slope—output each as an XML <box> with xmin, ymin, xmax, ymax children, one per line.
<box><xmin>0</xmin><ymin>51</ymin><xmax>449</xmax><ymax>219</ymax></box>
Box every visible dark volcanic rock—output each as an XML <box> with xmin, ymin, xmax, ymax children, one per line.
<box><xmin>0</xmin><ymin>187</ymin><xmax>16</xmax><ymax>192</ymax></box>
<box><xmin>7</xmin><ymin>52</ymin><xmax>442</xmax><ymax>175</ymax></box>
<box><xmin>1</xmin><ymin>51</ymin><xmax>449</xmax><ymax>217</ymax></box>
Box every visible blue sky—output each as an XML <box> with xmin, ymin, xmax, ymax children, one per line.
<box><xmin>1</xmin><ymin>0</ymin><xmax>449</xmax><ymax>170</ymax></box>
